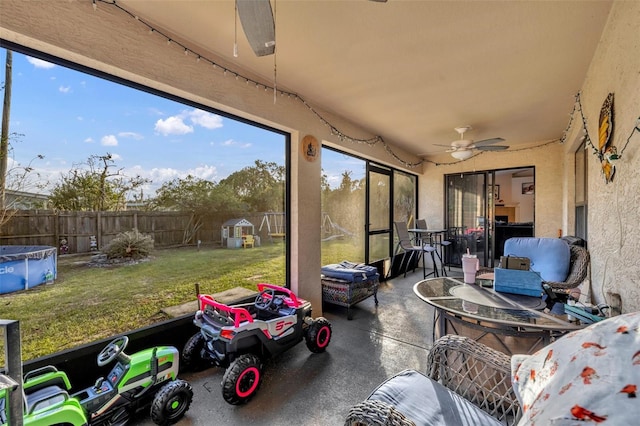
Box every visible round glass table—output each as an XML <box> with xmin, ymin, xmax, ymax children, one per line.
<box><xmin>414</xmin><ymin>277</ymin><xmax>583</xmax><ymax>355</ymax></box>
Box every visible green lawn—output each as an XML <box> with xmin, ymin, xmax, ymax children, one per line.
<box><xmin>1</xmin><ymin>239</ymin><xmax>361</xmax><ymax>361</ymax></box>
<box><xmin>1</xmin><ymin>245</ymin><xmax>285</xmax><ymax>361</ymax></box>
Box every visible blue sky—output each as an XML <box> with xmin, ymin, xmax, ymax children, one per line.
<box><xmin>2</xmin><ymin>50</ymin><xmax>287</xmax><ymax>198</ymax></box>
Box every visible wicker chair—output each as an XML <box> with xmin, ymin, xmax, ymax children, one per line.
<box><xmin>345</xmin><ymin>335</ymin><xmax>522</xmax><ymax>425</ymax></box>
<box><xmin>546</xmin><ymin>244</ymin><xmax>589</xmax><ymax>293</ymax></box>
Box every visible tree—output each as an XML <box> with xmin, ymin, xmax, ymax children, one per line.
<box><xmin>152</xmin><ymin>175</ymin><xmax>245</xmax><ymax>243</ymax></box>
<box><xmin>1</xmin><ymin>50</ymin><xmax>47</xmax><ymax>229</ymax></box>
<box><xmin>321</xmin><ymin>170</ymin><xmax>365</xmax><ymax>239</ymax></box>
<box><xmin>49</xmin><ymin>153</ymin><xmax>148</xmax><ymax>211</ymax></box>
<box><xmin>219</xmin><ymin>160</ymin><xmax>285</xmax><ymax>212</ymax></box>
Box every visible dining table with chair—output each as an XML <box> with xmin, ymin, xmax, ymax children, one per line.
<box><xmin>407</xmin><ymin>223</ymin><xmax>449</xmax><ymax>278</ymax></box>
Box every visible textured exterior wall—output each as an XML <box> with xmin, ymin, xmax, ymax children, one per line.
<box><xmin>418</xmin><ymin>141</ymin><xmax>564</xmax><ymax>237</ymax></box>
<box><xmin>571</xmin><ymin>0</ymin><xmax>640</xmax><ymax>313</ymax></box>
<box><xmin>420</xmin><ymin>1</ymin><xmax>640</xmax><ymax>313</ymax></box>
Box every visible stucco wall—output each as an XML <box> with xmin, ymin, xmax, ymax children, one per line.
<box><xmin>418</xmin><ymin>141</ymin><xmax>564</xmax><ymax>238</ymax></box>
<box><xmin>568</xmin><ymin>0</ymin><xmax>640</xmax><ymax>313</ymax></box>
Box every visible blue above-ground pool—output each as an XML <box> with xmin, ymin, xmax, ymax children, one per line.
<box><xmin>0</xmin><ymin>245</ymin><xmax>57</xmax><ymax>294</ymax></box>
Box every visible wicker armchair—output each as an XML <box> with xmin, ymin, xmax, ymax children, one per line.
<box><xmin>546</xmin><ymin>244</ymin><xmax>589</xmax><ymax>292</ymax></box>
<box><xmin>427</xmin><ymin>334</ymin><xmax>521</xmax><ymax>424</ymax></box>
<box><xmin>345</xmin><ymin>334</ymin><xmax>522</xmax><ymax>425</ymax></box>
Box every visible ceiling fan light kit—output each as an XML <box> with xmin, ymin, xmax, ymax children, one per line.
<box><xmin>451</xmin><ymin>150</ymin><xmax>474</xmax><ymax>161</ymax></box>
<box><xmin>444</xmin><ymin>125</ymin><xmax>509</xmax><ymax>160</ymax></box>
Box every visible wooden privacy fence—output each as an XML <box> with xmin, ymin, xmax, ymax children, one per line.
<box><xmin>0</xmin><ymin>210</ymin><xmax>214</xmax><ymax>254</ymax></box>
<box><xmin>0</xmin><ymin>210</ymin><xmax>282</xmax><ymax>254</ymax></box>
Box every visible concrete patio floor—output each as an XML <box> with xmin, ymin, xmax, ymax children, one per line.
<box><xmin>134</xmin><ymin>267</ymin><xmax>461</xmax><ymax>425</ymax></box>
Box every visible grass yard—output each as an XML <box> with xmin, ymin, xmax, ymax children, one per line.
<box><xmin>1</xmin><ymin>244</ymin><xmax>286</xmax><ymax>361</ymax></box>
<box><xmin>1</xmin><ymin>238</ymin><xmax>362</xmax><ymax>362</ymax></box>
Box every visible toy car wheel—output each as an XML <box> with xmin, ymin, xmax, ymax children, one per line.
<box><xmin>305</xmin><ymin>317</ymin><xmax>332</xmax><ymax>353</ymax></box>
<box><xmin>181</xmin><ymin>332</ymin><xmax>209</xmax><ymax>371</ymax></box>
<box><xmin>222</xmin><ymin>354</ymin><xmax>262</xmax><ymax>405</ymax></box>
<box><xmin>150</xmin><ymin>379</ymin><xmax>193</xmax><ymax>425</ymax></box>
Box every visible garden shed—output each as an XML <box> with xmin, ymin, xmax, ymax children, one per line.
<box><xmin>221</xmin><ymin>218</ymin><xmax>256</xmax><ymax>249</ymax></box>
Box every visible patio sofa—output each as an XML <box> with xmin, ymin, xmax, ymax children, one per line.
<box><xmin>345</xmin><ymin>312</ymin><xmax>640</xmax><ymax>425</ymax></box>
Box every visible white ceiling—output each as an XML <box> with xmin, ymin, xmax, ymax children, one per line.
<box><xmin>118</xmin><ymin>0</ymin><xmax>613</xmax><ymax>158</ymax></box>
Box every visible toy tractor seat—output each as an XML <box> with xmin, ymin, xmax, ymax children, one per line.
<box><xmin>25</xmin><ymin>385</ymin><xmax>69</xmax><ymax>415</ymax></box>
<box><xmin>23</xmin><ymin>366</ymin><xmax>71</xmax><ymax>395</ymax></box>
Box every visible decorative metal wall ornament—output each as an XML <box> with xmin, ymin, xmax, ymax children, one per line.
<box><xmin>301</xmin><ymin>135</ymin><xmax>319</xmax><ymax>162</ymax></box>
<box><xmin>598</xmin><ymin>93</ymin><xmax>616</xmax><ymax>183</ymax></box>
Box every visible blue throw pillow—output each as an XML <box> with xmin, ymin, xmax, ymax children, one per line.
<box><xmin>503</xmin><ymin>237</ymin><xmax>570</xmax><ymax>282</ymax></box>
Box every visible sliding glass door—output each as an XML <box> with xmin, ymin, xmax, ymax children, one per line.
<box><xmin>445</xmin><ymin>173</ymin><xmax>491</xmax><ymax>267</ymax></box>
<box><xmin>446</xmin><ymin>167</ymin><xmax>536</xmax><ymax>268</ymax></box>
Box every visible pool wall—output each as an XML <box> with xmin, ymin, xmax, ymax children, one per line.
<box><xmin>0</xmin><ymin>246</ymin><xmax>57</xmax><ymax>294</ymax></box>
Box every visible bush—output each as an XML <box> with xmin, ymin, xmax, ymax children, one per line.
<box><xmin>103</xmin><ymin>229</ymin><xmax>154</xmax><ymax>259</ymax></box>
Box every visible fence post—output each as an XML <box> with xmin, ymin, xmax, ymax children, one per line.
<box><xmin>54</xmin><ymin>210</ymin><xmax>59</xmax><ymax>254</ymax></box>
<box><xmin>1</xmin><ymin>319</ymin><xmax>24</xmax><ymax>426</ymax></box>
<box><xmin>97</xmin><ymin>211</ymin><xmax>102</xmax><ymax>250</ymax></box>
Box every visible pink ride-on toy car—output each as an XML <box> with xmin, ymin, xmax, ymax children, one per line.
<box><xmin>182</xmin><ymin>283</ymin><xmax>332</xmax><ymax>404</ymax></box>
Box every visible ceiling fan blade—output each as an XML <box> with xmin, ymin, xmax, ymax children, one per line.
<box><xmin>473</xmin><ymin>137</ymin><xmax>505</xmax><ymax>147</ymax></box>
<box><xmin>236</xmin><ymin>0</ymin><xmax>276</xmax><ymax>57</ymax></box>
<box><xmin>476</xmin><ymin>145</ymin><xmax>509</xmax><ymax>151</ymax></box>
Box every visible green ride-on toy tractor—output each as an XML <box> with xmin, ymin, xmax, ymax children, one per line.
<box><xmin>0</xmin><ymin>336</ymin><xmax>193</xmax><ymax>426</ymax></box>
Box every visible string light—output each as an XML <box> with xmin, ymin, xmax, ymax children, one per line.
<box><xmin>96</xmin><ymin>0</ymin><xmax>577</xmax><ymax>170</ymax></box>
<box><xmin>562</xmin><ymin>91</ymin><xmax>639</xmax><ymax>162</ymax></box>
<box><xmin>618</xmin><ymin>117</ymin><xmax>640</xmax><ymax>158</ymax></box>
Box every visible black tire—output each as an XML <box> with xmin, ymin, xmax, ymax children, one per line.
<box><xmin>150</xmin><ymin>379</ymin><xmax>193</xmax><ymax>426</ymax></box>
<box><xmin>305</xmin><ymin>317</ymin><xmax>332</xmax><ymax>353</ymax></box>
<box><xmin>221</xmin><ymin>354</ymin><xmax>262</xmax><ymax>405</ymax></box>
<box><xmin>181</xmin><ymin>332</ymin><xmax>208</xmax><ymax>371</ymax></box>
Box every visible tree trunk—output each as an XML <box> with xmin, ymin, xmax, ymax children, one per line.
<box><xmin>1</xmin><ymin>49</ymin><xmax>12</xmax><ymax>212</ymax></box>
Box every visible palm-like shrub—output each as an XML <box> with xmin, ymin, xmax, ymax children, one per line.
<box><xmin>103</xmin><ymin>229</ymin><xmax>154</xmax><ymax>259</ymax></box>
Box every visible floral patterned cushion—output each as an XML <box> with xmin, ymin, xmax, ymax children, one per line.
<box><xmin>511</xmin><ymin>312</ymin><xmax>640</xmax><ymax>425</ymax></box>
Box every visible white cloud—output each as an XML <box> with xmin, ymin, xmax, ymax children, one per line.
<box><xmin>189</xmin><ymin>109</ymin><xmax>223</xmax><ymax>129</ymax></box>
<box><xmin>222</xmin><ymin>139</ymin><xmax>235</xmax><ymax>146</ymax></box>
<box><xmin>155</xmin><ymin>109</ymin><xmax>223</xmax><ymax>136</ymax></box>
<box><xmin>110</xmin><ymin>153</ymin><xmax>122</xmax><ymax>161</ymax></box>
<box><xmin>118</xmin><ymin>131</ymin><xmax>144</xmax><ymax>140</ymax></box>
<box><xmin>127</xmin><ymin>164</ymin><xmax>219</xmax><ymax>197</ymax></box>
<box><xmin>26</xmin><ymin>56</ymin><xmax>55</xmax><ymax>69</ymax></box>
<box><xmin>84</xmin><ymin>137</ymin><xmax>94</xmax><ymax>143</ymax></box>
<box><xmin>101</xmin><ymin>135</ymin><xmax>118</xmax><ymax>146</ymax></box>
<box><xmin>154</xmin><ymin>116</ymin><xmax>193</xmax><ymax>136</ymax></box>
<box><xmin>59</xmin><ymin>86</ymin><xmax>71</xmax><ymax>94</ymax></box>
<box><xmin>189</xmin><ymin>165</ymin><xmax>218</xmax><ymax>181</ymax></box>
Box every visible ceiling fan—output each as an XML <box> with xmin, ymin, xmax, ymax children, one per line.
<box><xmin>436</xmin><ymin>126</ymin><xmax>509</xmax><ymax>160</ymax></box>
<box><xmin>236</xmin><ymin>0</ymin><xmax>387</xmax><ymax>57</ymax></box>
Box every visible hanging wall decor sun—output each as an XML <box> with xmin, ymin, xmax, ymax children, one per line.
<box><xmin>598</xmin><ymin>92</ymin><xmax>616</xmax><ymax>183</ymax></box>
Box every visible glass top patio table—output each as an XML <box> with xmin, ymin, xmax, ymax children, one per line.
<box><xmin>413</xmin><ymin>277</ymin><xmax>583</xmax><ymax>331</ymax></box>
